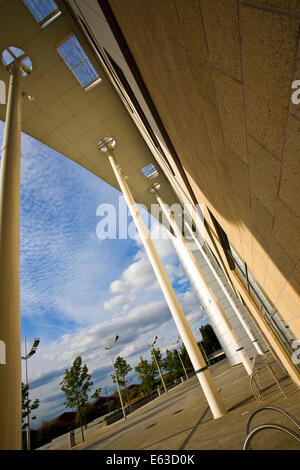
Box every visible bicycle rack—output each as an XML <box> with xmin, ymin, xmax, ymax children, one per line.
<box><xmin>250</xmin><ymin>355</ymin><xmax>286</xmax><ymax>405</ymax></box>
<box><xmin>243</xmin><ymin>405</ymin><xmax>300</xmax><ymax>450</ymax></box>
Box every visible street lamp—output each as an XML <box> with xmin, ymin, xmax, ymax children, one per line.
<box><xmin>172</xmin><ymin>336</ymin><xmax>189</xmax><ymax>381</ymax></box>
<box><xmin>149</xmin><ymin>336</ymin><xmax>167</xmax><ymax>394</ymax></box>
<box><xmin>105</xmin><ymin>336</ymin><xmax>126</xmax><ymax>420</ymax></box>
<box><xmin>97</xmin><ymin>137</ymin><xmax>116</xmax><ymax>153</ymax></box>
<box><xmin>21</xmin><ymin>337</ymin><xmax>40</xmax><ymax>450</ymax></box>
<box><xmin>97</xmin><ymin>136</ymin><xmax>226</xmax><ymax>419</ymax></box>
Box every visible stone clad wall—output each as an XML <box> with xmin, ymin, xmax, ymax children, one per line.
<box><xmin>109</xmin><ymin>0</ymin><xmax>300</xmax><ymax>342</ymax></box>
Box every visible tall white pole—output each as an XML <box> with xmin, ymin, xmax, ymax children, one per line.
<box><xmin>198</xmin><ymin>336</ymin><xmax>210</xmax><ymax>366</ymax></box>
<box><xmin>184</xmin><ymin>222</ymin><xmax>264</xmax><ymax>355</ymax></box>
<box><xmin>109</xmin><ymin>346</ymin><xmax>126</xmax><ymax>420</ymax></box>
<box><xmin>173</xmin><ymin>337</ymin><xmax>189</xmax><ymax>380</ymax></box>
<box><xmin>100</xmin><ymin>144</ymin><xmax>226</xmax><ymax>419</ymax></box>
<box><xmin>177</xmin><ymin>349</ymin><xmax>189</xmax><ymax>380</ymax></box>
<box><xmin>152</xmin><ymin>347</ymin><xmax>168</xmax><ymax>393</ymax></box>
<box><xmin>24</xmin><ymin>337</ymin><xmax>30</xmax><ymax>451</ymax></box>
<box><xmin>156</xmin><ymin>194</ymin><xmax>253</xmax><ymax>376</ymax></box>
<box><xmin>0</xmin><ymin>60</ymin><xmax>23</xmax><ymax>450</ymax></box>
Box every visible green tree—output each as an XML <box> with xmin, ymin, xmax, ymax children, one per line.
<box><xmin>134</xmin><ymin>356</ymin><xmax>156</xmax><ymax>394</ymax></box>
<box><xmin>111</xmin><ymin>356</ymin><xmax>132</xmax><ymax>405</ymax></box>
<box><xmin>22</xmin><ymin>382</ymin><xmax>39</xmax><ymax>431</ymax></box>
<box><xmin>179</xmin><ymin>344</ymin><xmax>193</xmax><ymax>371</ymax></box>
<box><xmin>91</xmin><ymin>387</ymin><xmax>102</xmax><ymax>400</ymax></box>
<box><xmin>163</xmin><ymin>349</ymin><xmax>181</xmax><ymax>374</ymax></box>
<box><xmin>59</xmin><ymin>356</ymin><xmax>93</xmax><ymax>442</ymax></box>
<box><xmin>150</xmin><ymin>347</ymin><xmax>165</xmax><ymax>379</ymax></box>
<box><xmin>199</xmin><ymin>324</ymin><xmax>221</xmax><ymax>355</ymax></box>
<box><xmin>151</xmin><ymin>347</ymin><xmax>163</xmax><ymax>369</ymax></box>
<box><xmin>36</xmin><ymin>421</ymin><xmax>51</xmax><ymax>447</ymax></box>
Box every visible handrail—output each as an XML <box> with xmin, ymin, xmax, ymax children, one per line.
<box><xmin>245</xmin><ymin>405</ymin><xmax>300</xmax><ymax>436</ymax></box>
<box><xmin>243</xmin><ymin>405</ymin><xmax>300</xmax><ymax>450</ymax></box>
<box><xmin>243</xmin><ymin>423</ymin><xmax>300</xmax><ymax>450</ymax></box>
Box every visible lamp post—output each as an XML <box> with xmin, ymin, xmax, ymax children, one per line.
<box><xmin>184</xmin><ymin>222</ymin><xmax>264</xmax><ymax>356</ymax></box>
<box><xmin>21</xmin><ymin>337</ymin><xmax>40</xmax><ymax>451</ymax></box>
<box><xmin>105</xmin><ymin>336</ymin><xmax>126</xmax><ymax>420</ymax></box>
<box><xmin>149</xmin><ymin>336</ymin><xmax>168</xmax><ymax>394</ymax></box>
<box><xmin>98</xmin><ymin>137</ymin><xmax>226</xmax><ymax>419</ymax></box>
<box><xmin>151</xmin><ymin>188</ymin><xmax>253</xmax><ymax>376</ymax></box>
<box><xmin>0</xmin><ymin>47</ymin><xmax>32</xmax><ymax>450</ymax></box>
<box><xmin>172</xmin><ymin>336</ymin><xmax>189</xmax><ymax>380</ymax></box>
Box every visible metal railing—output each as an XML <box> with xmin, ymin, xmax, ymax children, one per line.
<box><xmin>243</xmin><ymin>405</ymin><xmax>300</xmax><ymax>450</ymax></box>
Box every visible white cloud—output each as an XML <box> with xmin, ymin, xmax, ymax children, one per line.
<box><xmin>135</xmin><ymin>216</ymin><xmax>175</xmax><ymax>260</ymax></box>
<box><xmin>6</xmin><ymin>123</ymin><xmax>209</xmax><ymax>428</ymax></box>
<box><xmin>26</xmin><ymin>278</ymin><xmax>208</xmax><ymax>427</ymax></box>
<box><xmin>110</xmin><ymin>252</ymin><xmax>160</xmax><ymax>294</ymax></box>
<box><xmin>26</xmin><ymin>296</ymin><xmax>179</xmax><ymax>425</ymax></box>
<box><xmin>104</xmin><ymin>294</ymin><xmax>135</xmax><ymax>311</ymax></box>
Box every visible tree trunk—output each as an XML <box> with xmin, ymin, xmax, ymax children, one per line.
<box><xmin>77</xmin><ymin>404</ymin><xmax>84</xmax><ymax>443</ymax></box>
<box><xmin>124</xmin><ymin>380</ymin><xmax>132</xmax><ymax>413</ymax></box>
<box><xmin>80</xmin><ymin>413</ymin><xmax>84</xmax><ymax>443</ymax></box>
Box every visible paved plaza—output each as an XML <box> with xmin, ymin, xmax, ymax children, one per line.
<box><xmin>66</xmin><ymin>355</ymin><xmax>300</xmax><ymax>451</ymax></box>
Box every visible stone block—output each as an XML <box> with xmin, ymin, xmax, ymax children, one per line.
<box><xmin>200</xmin><ymin>0</ymin><xmax>241</xmax><ymax>80</ymax></box>
<box><xmin>248</xmin><ymin>136</ymin><xmax>281</xmax><ymax>215</ymax></box>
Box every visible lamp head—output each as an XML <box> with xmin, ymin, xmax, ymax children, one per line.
<box><xmin>22</xmin><ymin>92</ymin><xmax>35</xmax><ymax>102</ymax></box>
<box><xmin>97</xmin><ymin>137</ymin><xmax>116</xmax><ymax>154</ymax></box>
<box><xmin>2</xmin><ymin>47</ymin><xmax>32</xmax><ymax>77</ymax></box>
<box><xmin>173</xmin><ymin>336</ymin><xmax>180</xmax><ymax>344</ymax></box>
<box><xmin>32</xmin><ymin>338</ymin><xmax>40</xmax><ymax>349</ymax></box>
<box><xmin>148</xmin><ymin>182</ymin><xmax>161</xmax><ymax>194</ymax></box>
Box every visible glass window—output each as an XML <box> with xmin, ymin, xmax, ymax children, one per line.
<box><xmin>57</xmin><ymin>35</ymin><xmax>102</xmax><ymax>91</ymax></box>
<box><xmin>141</xmin><ymin>163</ymin><xmax>159</xmax><ymax>179</ymax></box>
<box><xmin>23</xmin><ymin>0</ymin><xmax>61</xmax><ymax>28</ymax></box>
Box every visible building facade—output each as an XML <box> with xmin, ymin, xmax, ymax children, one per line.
<box><xmin>0</xmin><ymin>0</ymin><xmax>300</xmax><ymax>448</ymax></box>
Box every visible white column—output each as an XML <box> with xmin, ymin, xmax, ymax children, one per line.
<box><xmin>105</xmin><ymin>150</ymin><xmax>226</xmax><ymax>419</ymax></box>
<box><xmin>156</xmin><ymin>194</ymin><xmax>253</xmax><ymax>376</ymax></box>
<box><xmin>0</xmin><ymin>61</ymin><xmax>23</xmax><ymax>450</ymax></box>
<box><xmin>184</xmin><ymin>222</ymin><xmax>264</xmax><ymax>355</ymax></box>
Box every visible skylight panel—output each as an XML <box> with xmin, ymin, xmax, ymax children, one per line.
<box><xmin>23</xmin><ymin>0</ymin><xmax>61</xmax><ymax>28</ymax></box>
<box><xmin>141</xmin><ymin>163</ymin><xmax>159</xmax><ymax>179</ymax></box>
<box><xmin>57</xmin><ymin>35</ymin><xmax>102</xmax><ymax>91</ymax></box>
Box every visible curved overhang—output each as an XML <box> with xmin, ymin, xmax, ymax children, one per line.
<box><xmin>0</xmin><ymin>0</ymin><xmax>180</xmax><ymax>216</ymax></box>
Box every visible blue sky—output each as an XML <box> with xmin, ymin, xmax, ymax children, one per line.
<box><xmin>0</xmin><ymin>120</ymin><xmax>209</xmax><ymax>427</ymax></box>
